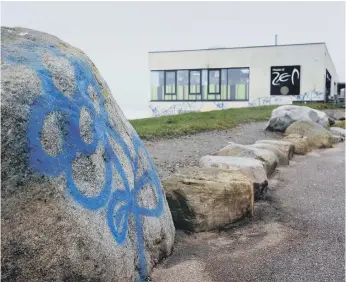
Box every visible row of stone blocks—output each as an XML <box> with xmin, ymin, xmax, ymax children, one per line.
<box><xmin>162</xmin><ymin>121</ymin><xmax>345</xmax><ymax>233</ymax></box>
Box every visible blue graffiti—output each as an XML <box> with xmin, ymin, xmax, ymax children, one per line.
<box><xmin>3</xmin><ymin>43</ymin><xmax>164</xmax><ymax>281</ymax></box>
<box><xmin>295</xmin><ymin>88</ymin><xmax>323</xmax><ymax>102</ymax></box>
<box><xmin>248</xmin><ymin>97</ymin><xmax>272</xmax><ymax>107</ymax></box>
<box><xmin>214</xmin><ymin>102</ymin><xmax>226</xmax><ymax>109</ymax></box>
<box><xmin>149</xmin><ymin>102</ymin><xmax>195</xmax><ymax>117</ymax></box>
<box><xmin>248</xmin><ymin>89</ymin><xmax>324</xmax><ymax>107</ymax></box>
<box><xmin>149</xmin><ymin>104</ymin><xmax>161</xmax><ymax>117</ymax></box>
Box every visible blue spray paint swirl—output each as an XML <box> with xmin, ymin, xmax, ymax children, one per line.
<box><xmin>3</xmin><ymin>43</ymin><xmax>164</xmax><ymax>281</ymax></box>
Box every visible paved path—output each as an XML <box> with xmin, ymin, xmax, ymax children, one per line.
<box><xmin>151</xmin><ymin>143</ymin><xmax>345</xmax><ymax>282</ymax></box>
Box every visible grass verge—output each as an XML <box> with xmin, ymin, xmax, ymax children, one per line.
<box><xmin>130</xmin><ymin>104</ymin><xmax>344</xmax><ymax>140</ymax></box>
<box><xmin>333</xmin><ymin>121</ymin><xmax>346</xmax><ymax>129</ymax></box>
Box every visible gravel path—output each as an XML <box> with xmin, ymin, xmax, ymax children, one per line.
<box><xmin>144</xmin><ymin>115</ymin><xmax>344</xmax><ymax>282</ymax></box>
<box><xmin>151</xmin><ymin>143</ymin><xmax>345</xmax><ymax>282</ymax></box>
<box><xmin>145</xmin><ymin>121</ymin><xmax>282</xmax><ymax>179</ymax></box>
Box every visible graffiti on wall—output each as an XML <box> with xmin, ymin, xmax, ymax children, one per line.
<box><xmin>214</xmin><ymin>102</ymin><xmax>226</xmax><ymax>110</ymax></box>
<box><xmin>248</xmin><ymin>96</ymin><xmax>295</xmax><ymax>107</ymax></box>
<box><xmin>248</xmin><ymin>88</ymin><xmax>324</xmax><ymax>107</ymax></box>
<box><xmin>295</xmin><ymin>88</ymin><xmax>324</xmax><ymax>102</ymax></box>
<box><xmin>149</xmin><ymin>88</ymin><xmax>324</xmax><ymax>117</ymax></box>
<box><xmin>149</xmin><ymin>101</ymin><xmax>230</xmax><ymax>117</ymax></box>
<box><xmin>149</xmin><ymin>102</ymin><xmax>197</xmax><ymax>117</ymax></box>
<box><xmin>4</xmin><ymin>44</ymin><xmax>164</xmax><ymax>281</ymax></box>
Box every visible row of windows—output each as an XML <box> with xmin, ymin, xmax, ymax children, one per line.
<box><xmin>151</xmin><ymin>68</ymin><xmax>249</xmax><ymax>101</ymax></box>
<box><xmin>165</xmin><ymin>70</ymin><xmax>223</xmax><ymax>95</ymax></box>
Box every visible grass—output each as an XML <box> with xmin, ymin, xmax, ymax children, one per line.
<box><xmin>334</xmin><ymin>121</ymin><xmax>346</xmax><ymax>129</ymax></box>
<box><xmin>130</xmin><ymin>103</ymin><xmax>344</xmax><ymax>140</ymax></box>
<box><xmin>298</xmin><ymin>102</ymin><xmax>343</xmax><ymax>110</ymax></box>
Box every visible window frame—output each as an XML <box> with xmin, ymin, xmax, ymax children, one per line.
<box><xmin>164</xmin><ymin>70</ymin><xmax>177</xmax><ymax>96</ymax></box>
<box><xmin>150</xmin><ymin>67</ymin><xmax>250</xmax><ymax>102</ymax></box>
<box><xmin>208</xmin><ymin>69</ymin><xmax>221</xmax><ymax>95</ymax></box>
<box><xmin>188</xmin><ymin>69</ymin><xmax>202</xmax><ymax>96</ymax></box>
<box><xmin>227</xmin><ymin>67</ymin><xmax>250</xmax><ymax>101</ymax></box>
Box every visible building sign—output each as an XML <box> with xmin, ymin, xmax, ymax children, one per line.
<box><xmin>270</xmin><ymin>65</ymin><xmax>301</xmax><ymax>95</ymax></box>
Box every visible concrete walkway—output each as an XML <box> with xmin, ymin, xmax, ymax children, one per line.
<box><xmin>151</xmin><ymin>143</ymin><xmax>345</xmax><ymax>282</ymax></box>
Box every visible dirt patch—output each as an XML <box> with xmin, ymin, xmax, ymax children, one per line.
<box><xmin>145</xmin><ymin>122</ymin><xmax>282</xmax><ymax>179</ymax></box>
<box><xmin>150</xmin><ymin>259</ymin><xmax>213</xmax><ymax>282</ymax></box>
<box><xmin>149</xmin><ymin>165</ymin><xmax>303</xmax><ymax>282</ymax></box>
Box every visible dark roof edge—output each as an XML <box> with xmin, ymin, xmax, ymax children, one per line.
<box><xmin>149</xmin><ymin>42</ymin><xmax>326</xmax><ymax>54</ymax></box>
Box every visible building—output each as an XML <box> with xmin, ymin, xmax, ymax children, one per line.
<box><xmin>148</xmin><ymin>42</ymin><xmax>340</xmax><ymax>116</ymax></box>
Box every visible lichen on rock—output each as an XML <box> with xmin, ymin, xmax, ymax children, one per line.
<box><xmin>1</xmin><ymin>26</ymin><xmax>175</xmax><ymax>282</ymax></box>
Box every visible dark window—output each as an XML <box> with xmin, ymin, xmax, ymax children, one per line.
<box><xmin>164</xmin><ymin>71</ymin><xmax>176</xmax><ymax>95</ymax></box>
<box><xmin>325</xmin><ymin>69</ymin><xmax>332</xmax><ymax>101</ymax></box>
<box><xmin>208</xmin><ymin>69</ymin><xmax>221</xmax><ymax>94</ymax></box>
<box><xmin>189</xmin><ymin>70</ymin><xmax>201</xmax><ymax>94</ymax></box>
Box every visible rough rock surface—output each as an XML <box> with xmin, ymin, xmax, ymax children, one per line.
<box><xmin>324</xmin><ymin>109</ymin><xmax>345</xmax><ymax>121</ymax></box>
<box><xmin>1</xmin><ymin>27</ymin><xmax>175</xmax><ymax>282</ymax></box>
<box><xmin>199</xmin><ymin>155</ymin><xmax>268</xmax><ymax>200</ymax></box>
<box><xmin>285</xmin><ymin>120</ymin><xmax>334</xmax><ymax>149</ymax></box>
<box><xmin>249</xmin><ymin>143</ymin><xmax>289</xmax><ymax>166</ymax></box>
<box><xmin>283</xmin><ymin>134</ymin><xmax>311</xmax><ymax>155</ymax></box>
<box><xmin>162</xmin><ymin>167</ymin><xmax>254</xmax><ymax>232</ymax></box>
<box><xmin>332</xmin><ymin>135</ymin><xmax>345</xmax><ymax>144</ymax></box>
<box><xmin>254</xmin><ymin>140</ymin><xmax>294</xmax><ymax>160</ymax></box>
<box><xmin>330</xmin><ymin>127</ymin><xmax>346</xmax><ymax>137</ymax></box>
<box><xmin>334</xmin><ymin>110</ymin><xmax>346</xmax><ymax>121</ymax></box>
<box><xmin>265</xmin><ymin>105</ymin><xmax>332</xmax><ymax>132</ymax></box>
<box><xmin>213</xmin><ymin>143</ymin><xmax>278</xmax><ymax>176</ymax></box>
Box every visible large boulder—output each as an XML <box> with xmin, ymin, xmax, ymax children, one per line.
<box><xmin>1</xmin><ymin>27</ymin><xmax>175</xmax><ymax>282</ymax></box>
<box><xmin>283</xmin><ymin>134</ymin><xmax>311</xmax><ymax>155</ymax></box>
<box><xmin>162</xmin><ymin>167</ymin><xmax>254</xmax><ymax>232</ymax></box>
<box><xmin>334</xmin><ymin>110</ymin><xmax>345</xmax><ymax>121</ymax></box>
<box><xmin>265</xmin><ymin>105</ymin><xmax>332</xmax><ymax>132</ymax></box>
<box><xmin>199</xmin><ymin>155</ymin><xmax>268</xmax><ymax>200</ymax></box>
<box><xmin>324</xmin><ymin>109</ymin><xmax>345</xmax><ymax>121</ymax></box>
<box><xmin>285</xmin><ymin>120</ymin><xmax>334</xmax><ymax>148</ymax></box>
<box><xmin>213</xmin><ymin>142</ymin><xmax>277</xmax><ymax>176</ymax></box>
<box><xmin>254</xmin><ymin>140</ymin><xmax>294</xmax><ymax>160</ymax></box>
<box><xmin>250</xmin><ymin>143</ymin><xmax>289</xmax><ymax>165</ymax></box>
<box><xmin>330</xmin><ymin>127</ymin><xmax>346</xmax><ymax>137</ymax></box>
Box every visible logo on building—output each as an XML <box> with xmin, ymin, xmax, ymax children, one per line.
<box><xmin>270</xmin><ymin>65</ymin><xmax>301</xmax><ymax>95</ymax></box>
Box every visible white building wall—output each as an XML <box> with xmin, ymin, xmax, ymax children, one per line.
<box><xmin>148</xmin><ymin>44</ymin><xmax>331</xmax><ymax>116</ymax></box>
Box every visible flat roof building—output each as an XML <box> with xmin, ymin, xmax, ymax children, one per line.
<box><xmin>148</xmin><ymin>42</ymin><xmax>340</xmax><ymax>116</ymax></box>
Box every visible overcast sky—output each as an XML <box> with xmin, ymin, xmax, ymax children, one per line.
<box><xmin>1</xmin><ymin>1</ymin><xmax>345</xmax><ymax>118</ymax></box>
